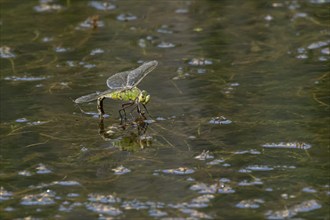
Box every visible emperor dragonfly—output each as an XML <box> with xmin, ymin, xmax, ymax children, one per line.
<box><xmin>74</xmin><ymin>60</ymin><xmax>158</xmax><ymax>122</ymax></box>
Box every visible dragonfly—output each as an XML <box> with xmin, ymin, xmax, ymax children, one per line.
<box><xmin>74</xmin><ymin>60</ymin><xmax>158</xmax><ymax>123</ymax></box>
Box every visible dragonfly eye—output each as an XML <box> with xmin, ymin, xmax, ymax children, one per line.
<box><xmin>139</xmin><ymin>91</ymin><xmax>150</xmax><ymax>104</ymax></box>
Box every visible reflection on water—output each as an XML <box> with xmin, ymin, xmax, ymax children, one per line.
<box><xmin>1</xmin><ymin>0</ymin><xmax>329</xmax><ymax>219</ymax></box>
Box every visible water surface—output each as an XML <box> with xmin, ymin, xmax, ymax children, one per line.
<box><xmin>1</xmin><ymin>0</ymin><xmax>329</xmax><ymax>219</ymax></box>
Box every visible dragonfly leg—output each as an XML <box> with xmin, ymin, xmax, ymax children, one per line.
<box><xmin>119</xmin><ymin>102</ymin><xmax>135</xmax><ymax>124</ymax></box>
<box><xmin>97</xmin><ymin>97</ymin><xmax>105</xmax><ymax>118</ymax></box>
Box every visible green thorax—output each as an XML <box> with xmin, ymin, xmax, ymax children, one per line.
<box><xmin>107</xmin><ymin>87</ymin><xmax>142</xmax><ymax>102</ymax></box>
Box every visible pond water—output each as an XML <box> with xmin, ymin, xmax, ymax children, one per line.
<box><xmin>1</xmin><ymin>0</ymin><xmax>329</xmax><ymax>219</ymax></box>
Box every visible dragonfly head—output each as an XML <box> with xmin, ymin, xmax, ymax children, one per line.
<box><xmin>138</xmin><ymin>90</ymin><xmax>150</xmax><ymax>105</ymax></box>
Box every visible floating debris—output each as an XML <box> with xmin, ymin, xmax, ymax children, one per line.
<box><xmin>190</xmin><ymin>183</ymin><xmax>218</xmax><ymax>194</ymax></box>
<box><xmin>90</xmin><ymin>48</ymin><xmax>104</xmax><ymax>55</ymax></box>
<box><xmin>189</xmin><ymin>194</ymin><xmax>214</xmax><ymax>208</ymax></box>
<box><xmin>148</xmin><ymin>209</ymin><xmax>168</xmax><ymax>217</ymax></box>
<box><xmin>245</xmin><ymin>165</ymin><xmax>274</xmax><ymax>171</ymax></box>
<box><xmin>175</xmin><ymin>8</ymin><xmax>189</xmax><ymax>14</ymax></box>
<box><xmin>265</xmin><ymin>200</ymin><xmax>321</xmax><ymax>219</ymax></box>
<box><xmin>18</xmin><ymin>170</ymin><xmax>32</xmax><ymax>176</ymax></box>
<box><xmin>0</xmin><ymin>187</ymin><xmax>13</xmax><ymax>201</ymax></box>
<box><xmin>0</xmin><ymin>46</ymin><xmax>16</xmax><ymax>58</ymax></box>
<box><xmin>112</xmin><ymin>165</ymin><xmax>131</xmax><ymax>175</ymax></box>
<box><xmin>238</xmin><ymin>178</ymin><xmax>263</xmax><ymax>186</ymax></box>
<box><xmin>86</xmin><ymin>203</ymin><xmax>122</xmax><ymax>216</ymax></box>
<box><xmin>172</xmin><ymin>67</ymin><xmax>190</xmax><ymax>80</ymax></box>
<box><xmin>218</xmin><ymin>185</ymin><xmax>236</xmax><ymax>194</ymax></box>
<box><xmin>234</xmin><ymin>149</ymin><xmax>261</xmax><ymax>155</ymax></box>
<box><xmin>4</xmin><ymin>75</ymin><xmax>49</xmax><ymax>81</ymax></box>
<box><xmin>77</xmin><ymin>15</ymin><xmax>104</xmax><ymax>30</ymax></box>
<box><xmin>262</xmin><ymin>142</ymin><xmax>311</xmax><ymax>149</ymax></box>
<box><xmin>194</xmin><ymin>150</ymin><xmax>214</xmax><ymax>160</ymax></box>
<box><xmin>206</xmin><ymin>159</ymin><xmax>225</xmax><ymax>165</ymax></box>
<box><xmin>264</xmin><ymin>15</ymin><xmax>273</xmax><ymax>21</ymax></box>
<box><xmin>34</xmin><ymin>0</ymin><xmax>63</xmax><ymax>12</ymax></box>
<box><xmin>55</xmin><ymin>47</ymin><xmax>70</xmax><ymax>53</ymax></box>
<box><xmin>157</xmin><ymin>25</ymin><xmax>173</xmax><ymax>34</ymax></box>
<box><xmin>116</xmin><ymin>13</ymin><xmax>137</xmax><ymax>21</ymax></box>
<box><xmin>53</xmin><ymin>181</ymin><xmax>81</xmax><ymax>186</ymax></box>
<box><xmin>302</xmin><ymin>187</ymin><xmax>317</xmax><ymax>193</ymax></box>
<box><xmin>89</xmin><ymin>1</ymin><xmax>116</xmax><ymax>10</ymax></box>
<box><xmin>161</xmin><ymin>167</ymin><xmax>195</xmax><ymax>175</ymax></box>
<box><xmin>321</xmin><ymin>47</ymin><xmax>330</xmax><ymax>55</ymax></box>
<box><xmin>21</xmin><ymin>190</ymin><xmax>56</xmax><ymax>205</ymax></box>
<box><xmin>180</xmin><ymin>208</ymin><xmax>212</xmax><ymax>219</ymax></box>
<box><xmin>307</xmin><ymin>40</ymin><xmax>330</xmax><ymax>49</ymax></box>
<box><xmin>188</xmin><ymin>58</ymin><xmax>213</xmax><ymax>66</ymax></box>
<box><xmin>236</xmin><ymin>199</ymin><xmax>264</xmax><ymax>209</ymax></box>
<box><xmin>36</xmin><ymin>163</ymin><xmax>52</xmax><ymax>174</ymax></box>
<box><xmin>15</xmin><ymin>118</ymin><xmax>28</xmax><ymax>123</ymax></box>
<box><xmin>208</xmin><ymin>116</ymin><xmax>232</xmax><ymax>125</ymax></box>
<box><xmin>88</xmin><ymin>193</ymin><xmax>121</xmax><ymax>204</ymax></box>
<box><xmin>157</xmin><ymin>42</ymin><xmax>176</xmax><ymax>48</ymax></box>
<box><xmin>121</xmin><ymin>199</ymin><xmax>149</xmax><ymax>210</ymax></box>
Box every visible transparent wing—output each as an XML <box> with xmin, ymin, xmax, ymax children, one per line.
<box><xmin>74</xmin><ymin>89</ymin><xmax>114</xmax><ymax>103</ymax></box>
<box><xmin>106</xmin><ymin>60</ymin><xmax>158</xmax><ymax>90</ymax></box>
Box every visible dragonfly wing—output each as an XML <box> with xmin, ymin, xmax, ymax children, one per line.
<box><xmin>106</xmin><ymin>70</ymin><xmax>131</xmax><ymax>90</ymax></box>
<box><xmin>74</xmin><ymin>91</ymin><xmax>102</xmax><ymax>103</ymax></box>
<box><xmin>106</xmin><ymin>60</ymin><xmax>158</xmax><ymax>89</ymax></box>
<box><xmin>127</xmin><ymin>60</ymin><xmax>158</xmax><ymax>87</ymax></box>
